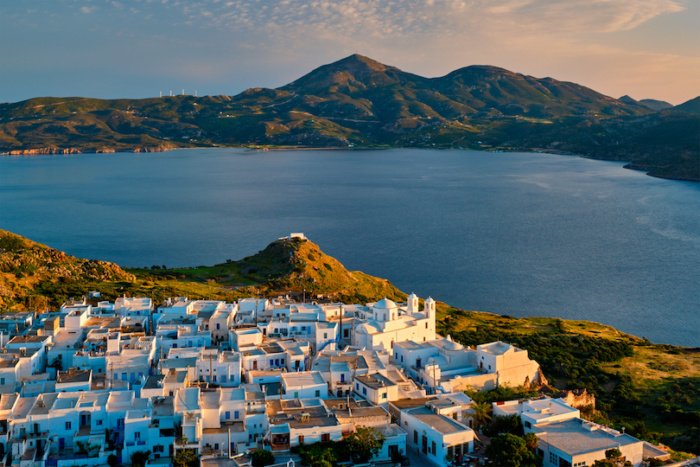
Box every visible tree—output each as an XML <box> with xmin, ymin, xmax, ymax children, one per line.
<box><xmin>593</xmin><ymin>448</ymin><xmax>633</xmax><ymax>467</ymax></box>
<box><xmin>345</xmin><ymin>426</ymin><xmax>385</xmax><ymax>463</ymax></box>
<box><xmin>298</xmin><ymin>444</ymin><xmax>336</xmax><ymax>467</ymax></box>
<box><xmin>523</xmin><ymin>432</ymin><xmax>539</xmax><ymax>451</ymax></box>
<box><xmin>483</xmin><ymin>414</ymin><xmax>523</xmax><ymax>437</ymax></box>
<box><xmin>174</xmin><ymin>448</ymin><xmax>198</xmax><ymax>467</ymax></box>
<box><xmin>251</xmin><ymin>449</ymin><xmax>275</xmax><ymax>467</ymax></box>
<box><xmin>130</xmin><ymin>450</ymin><xmax>151</xmax><ymax>467</ymax></box>
<box><xmin>471</xmin><ymin>401</ymin><xmax>492</xmax><ymax>429</ymax></box>
<box><xmin>486</xmin><ymin>433</ymin><xmax>538</xmax><ymax>467</ymax></box>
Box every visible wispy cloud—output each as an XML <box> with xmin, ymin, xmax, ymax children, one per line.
<box><xmin>120</xmin><ymin>0</ymin><xmax>685</xmax><ymax>36</ymax></box>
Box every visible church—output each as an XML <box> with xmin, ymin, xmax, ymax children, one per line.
<box><xmin>353</xmin><ymin>293</ymin><xmax>436</xmax><ymax>351</ymax></box>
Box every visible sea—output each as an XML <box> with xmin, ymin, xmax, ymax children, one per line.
<box><xmin>1</xmin><ymin>148</ymin><xmax>698</xmax><ymax>346</ymax></box>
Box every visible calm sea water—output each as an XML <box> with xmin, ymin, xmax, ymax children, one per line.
<box><xmin>1</xmin><ymin>148</ymin><xmax>698</xmax><ymax>346</ymax></box>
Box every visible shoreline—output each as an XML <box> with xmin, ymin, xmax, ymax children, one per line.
<box><xmin>4</xmin><ymin>143</ymin><xmax>697</xmax><ymax>183</ymax></box>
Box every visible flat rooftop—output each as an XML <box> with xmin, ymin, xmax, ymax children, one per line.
<box><xmin>534</xmin><ymin>418</ymin><xmax>641</xmax><ymax>455</ymax></box>
<box><xmin>281</xmin><ymin>371</ymin><xmax>324</xmax><ymax>387</ymax></box>
<box><xmin>57</xmin><ymin>369</ymin><xmax>91</xmax><ymax>384</ymax></box>
<box><xmin>356</xmin><ymin>372</ymin><xmax>396</xmax><ymax>390</ymax></box>
<box><xmin>407</xmin><ymin>406</ymin><xmax>471</xmax><ymax>435</ymax></box>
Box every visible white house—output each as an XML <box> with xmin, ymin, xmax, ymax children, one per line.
<box><xmin>402</xmin><ymin>405</ymin><xmax>475</xmax><ymax>466</ymax></box>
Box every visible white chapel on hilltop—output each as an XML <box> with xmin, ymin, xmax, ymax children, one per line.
<box><xmin>353</xmin><ymin>293</ymin><xmax>436</xmax><ymax>351</ymax></box>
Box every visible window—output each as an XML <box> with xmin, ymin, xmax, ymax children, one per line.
<box><xmin>382</xmin><ymin>392</ymin><xmax>387</xmax><ymax>399</ymax></box>
<box><xmin>431</xmin><ymin>441</ymin><xmax>436</xmax><ymax>456</ymax></box>
<box><xmin>321</xmin><ymin>433</ymin><xmax>330</xmax><ymax>442</ymax></box>
<box><xmin>355</xmin><ymin>383</ymin><xmax>359</xmax><ymax>390</ymax></box>
<box><xmin>0</xmin><ymin>378</ymin><xmax>4</xmax><ymax>385</ymax></box>
<box><xmin>550</xmin><ymin>453</ymin><xmax>559</xmax><ymax>465</ymax></box>
<box><xmin>234</xmin><ymin>411</ymin><xmax>239</xmax><ymax>419</ymax></box>
<box><xmin>65</xmin><ymin>421</ymin><xmax>71</xmax><ymax>430</ymax></box>
<box><xmin>362</xmin><ymin>387</ymin><xmax>367</xmax><ymax>395</ymax></box>
<box><xmin>225</xmin><ymin>411</ymin><xmax>231</xmax><ymax>419</ymax></box>
<box><xmin>216</xmin><ymin>323</ymin><xmax>221</xmax><ymax>330</ymax></box>
<box><xmin>294</xmin><ymin>391</ymin><xmax>299</xmax><ymax>398</ymax></box>
<box><xmin>298</xmin><ymin>435</ymin><xmax>304</xmax><ymax>444</ymax></box>
<box><xmin>425</xmin><ymin>322</ymin><xmax>428</xmax><ymax>328</ymax></box>
<box><xmin>315</xmin><ymin>390</ymin><xmax>320</xmax><ymax>397</ymax></box>
<box><xmin>135</xmin><ymin>431</ymin><xmax>141</xmax><ymax>440</ymax></box>
<box><xmin>414</xmin><ymin>430</ymin><xmax>418</xmax><ymax>443</ymax></box>
<box><xmin>573</xmin><ymin>463</ymin><xmax>587</xmax><ymax>467</ymax></box>
<box><xmin>96</xmin><ymin>419</ymin><xmax>103</xmax><ymax>426</ymax></box>
<box><xmin>323</xmin><ymin>333</ymin><xmax>328</xmax><ymax>339</ymax></box>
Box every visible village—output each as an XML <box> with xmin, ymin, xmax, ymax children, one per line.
<box><xmin>0</xmin><ymin>290</ymin><xmax>673</xmax><ymax>467</ymax></box>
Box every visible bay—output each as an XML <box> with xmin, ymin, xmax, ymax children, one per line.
<box><xmin>1</xmin><ymin>148</ymin><xmax>698</xmax><ymax>346</ymax></box>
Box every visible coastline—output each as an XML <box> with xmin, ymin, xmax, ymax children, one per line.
<box><xmin>3</xmin><ymin>142</ymin><xmax>697</xmax><ymax>183</ymax></box>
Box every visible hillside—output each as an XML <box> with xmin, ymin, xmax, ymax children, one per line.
<box><xmin>1</xmin><ymin>54</ymin><xmax>698</xmax><ymax>181</ymax></box>
<box><xmin>674</xmin><ymin>96</ymin><xmax>700</xmax><ymax>114</ymax></box>
<box><xmin>0</xmin><ymin>229</ymin><xmax>134</xmax><ymax>310</ymax></box>
<box><xmin>136</xmin><ymin>236</ymin><xmax>405</xmax><ymax>304</ymax></box>
<box><xmin>0</xmin><ymin>228</ymin><xmax>697</xmax><ymax>454</ymax></box>
<box><xmin>0</xmin><ymin>231</ymin><xmax>403</xmax><ymax>309</ymax></box>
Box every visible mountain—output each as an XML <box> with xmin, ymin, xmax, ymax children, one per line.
<box><xmin>639</xmin><ymin>98</ymin><xmax>673</xmax><ymax>111</ymax></box>
<box><xmin>619</xmin><ymin>95</ymin><xmax>673</xmax><ymax>112</ymax></box>
<box><xmin>674</xmin><ymin>96</ymin><xmax>700</xmax><ymax>114</ymax></box>
<box><xmin>0</xmin><ymin>229</ymin><xmax>134</xmax><ymax>309</ymax></box>
<box><xmin>1</xmin><ymin>54</ymin><xmax>698</xmax><ymax>181</ymax></box>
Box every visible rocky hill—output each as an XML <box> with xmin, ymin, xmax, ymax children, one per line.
<box><xmin>1</xmin><ymin>54</ymin><xmax>698</xmax><ymax>181</ymax></box>
<box><xmin>136</xmin><ymin>236</ymin><xmax>405</xmax><ymax>304</ymax></box>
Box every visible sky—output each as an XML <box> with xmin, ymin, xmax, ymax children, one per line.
<box><xmin>1</xmin><ymin>0</ymin><xmax>699</xmax><ymax>104</ymax></box>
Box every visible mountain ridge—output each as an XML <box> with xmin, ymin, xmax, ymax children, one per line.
<box><xmin>1</xmin><ymin>54</ymin><xmax>698</xmax><ymax>181</ymax></box>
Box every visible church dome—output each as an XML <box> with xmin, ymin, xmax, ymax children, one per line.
<box><xmin>373</xmin><ymin>298</ymin><xmax>398</xmax><ymax>310</ymax></box>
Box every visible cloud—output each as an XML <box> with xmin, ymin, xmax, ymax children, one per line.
<box><xmin>80</xmin><ymin>5</ymin><xmax>96</xmax><ymax>14</ymax></box>
<box><xmin>134</xmin><ymin>0</ymin><xmax>686</xmax><ymax>36</ymax></box>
